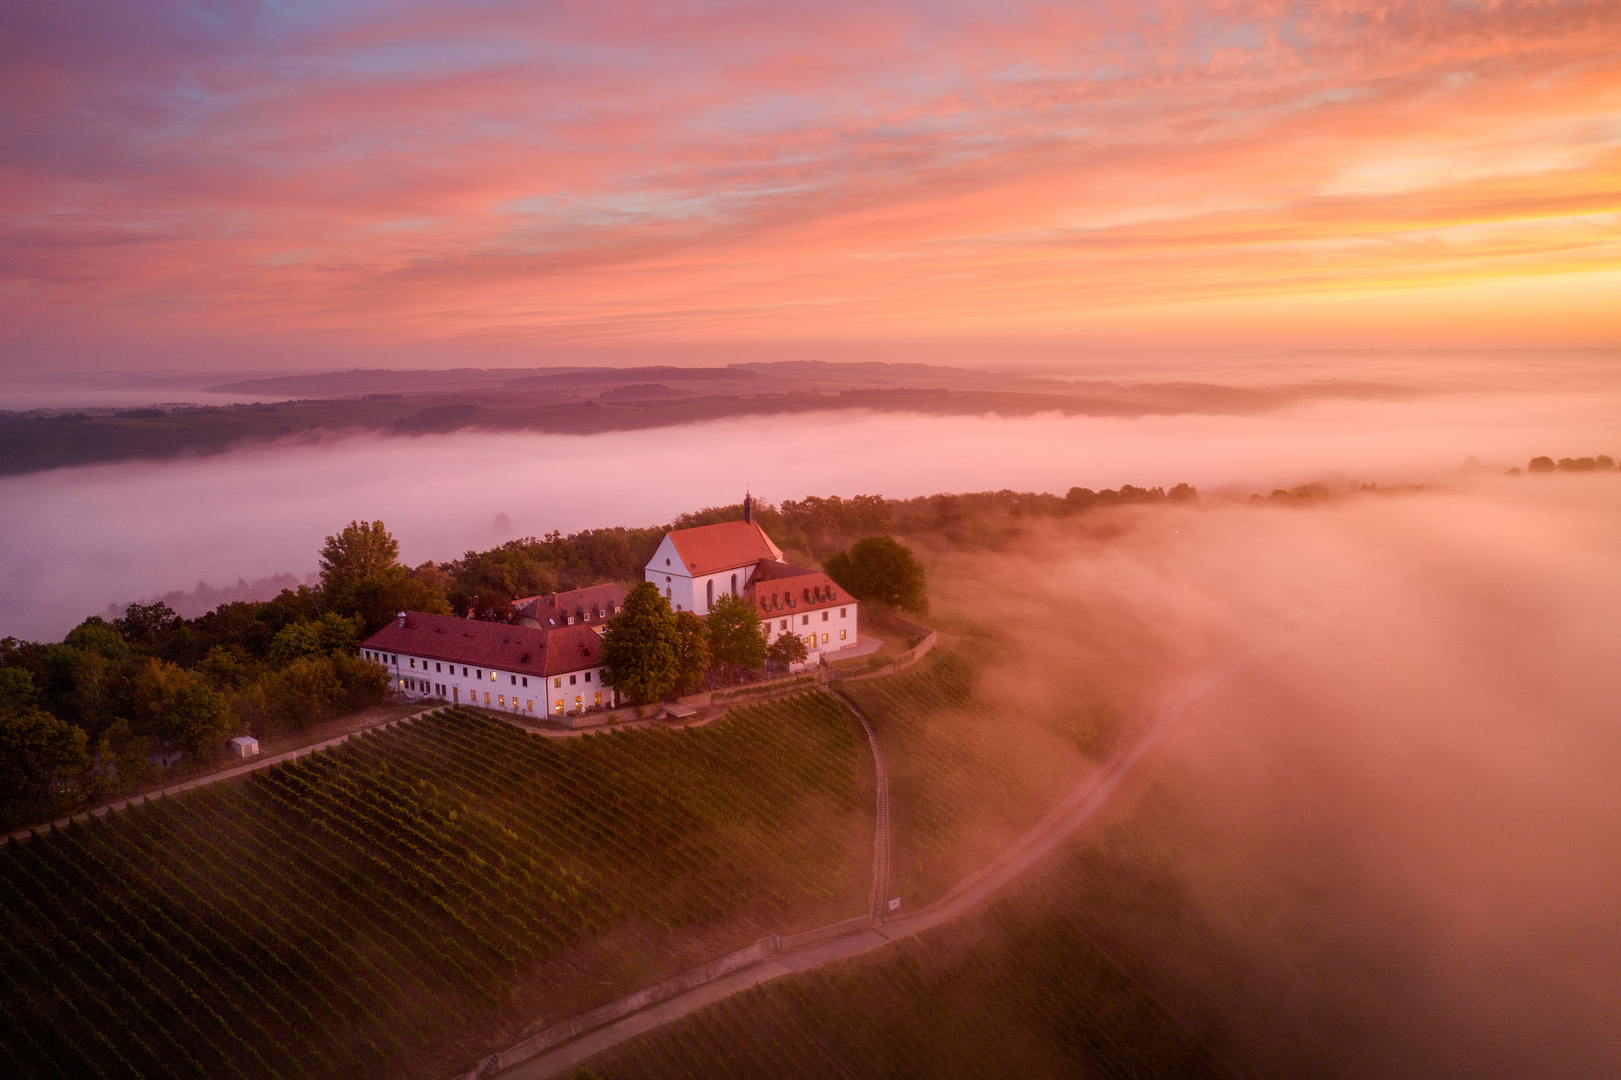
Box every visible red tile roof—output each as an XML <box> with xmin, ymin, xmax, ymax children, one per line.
<box><xmin>514</xmin><ymin>583</ymin><xmax>628</xmax><ymax>629</ymax></box>
<box><xmin>361</xmin><ymin>612</ymin><xmax>601</xmax><ymax>677</ymax></box>
<box><xmin>667</xmin><ymin>520</ymin><xmax>783</xmax><ymax>576</ymax></box>
<box><xmin>745</xmin><ymin>566</ymin><xmax>849</xmax><ymax>616</ymax></box>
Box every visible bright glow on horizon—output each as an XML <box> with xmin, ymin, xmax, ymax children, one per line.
<box><xmin>1</xmin><ymin>0</ymin><xmax>1618</xmax><ymax>370</ymax></box>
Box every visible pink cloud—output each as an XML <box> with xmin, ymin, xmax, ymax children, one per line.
<box><xmin>2</xmin><ymin>0</ymin><xmax>1618</xmax><ymax>369</ymax></box>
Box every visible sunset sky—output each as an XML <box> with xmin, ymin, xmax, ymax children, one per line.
<box><xmin>3</xmin><ymin>0</ymin><xmax>1618</xmax><ymax>371</ymax></box>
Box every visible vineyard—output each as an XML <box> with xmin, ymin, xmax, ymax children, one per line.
<box><xmin>566</xmin><ymin>836</ymin><xmax>1226</xmax><ymax>1080</ymax></box>
<box><xmin>0</xmin><ymin>693</ymin><xmax>871</xmax><ymax>1080</ymax></box>
<box><xmin>839</xmin><ymin>650</ymin><xmax>1094</xmax><ymax>903</ymax></box>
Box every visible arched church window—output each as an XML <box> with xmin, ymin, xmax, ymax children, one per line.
<box><xmin>706</xmin><ymin>580</ymin><xmax>714</xmax><ymax>608</ymax></box>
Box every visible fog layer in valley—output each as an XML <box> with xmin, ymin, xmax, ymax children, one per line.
<box><xmin>937</xmin><ymin>476</ymin><xmax>1621</xmax><ymax>1077</ymax></box>
<box><xmin>3</xmin><ymin>377</ymin><xmax>1619</xmax><ymax>641</ymax></box>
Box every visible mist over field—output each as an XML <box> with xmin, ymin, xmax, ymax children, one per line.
<box><xmin>3</xmin><ymin>359</ymin><xmax>1619</xmax><ymax>642</ymax></box>
<box><xmin>928</xmin><ymin>476</ymin><xmax>1621</xmax><ymax>1076</ymax></box>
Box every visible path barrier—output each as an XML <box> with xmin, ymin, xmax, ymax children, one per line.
<box><xmin>776</xmin><ymin>915</ymin><xmax>874</xmax><ymax>955</ymax></box>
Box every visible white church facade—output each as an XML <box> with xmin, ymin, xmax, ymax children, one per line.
<box><xmin>644</xmin><ymin>496</ymin><xmax>859</xmax><ymax>665</ymax></box>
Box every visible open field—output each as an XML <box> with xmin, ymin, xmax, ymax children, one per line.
<box><xmin>0</xmin><ymin>695</ymin><xmax>873</xmax><ymax>1080</ymax></box>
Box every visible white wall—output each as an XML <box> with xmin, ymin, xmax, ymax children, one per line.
<box><xmin>363</xmin><ymin>649</ymin><xmax>561</xmax><ymax>715</ymax></box>
<box><xmin>542</xmin><ymin>666</ymin><xmax>611</xmax><ymax>716</ymax></box>
<box><xmin>762</xmin><ymin>601</ymin><xmax>858</xmax><ymax>662</ymax></box>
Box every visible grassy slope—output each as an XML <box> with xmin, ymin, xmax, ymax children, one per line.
<box><xmin>0</xmin><ymin>696</ymin><xmax>875</xmax><ymax>1080</ymax></box>
<box><xmin>839</xmin><ymin>644</ymin><xmax>1108</xmax><ymax>906</ymax></box>
<box><xmin>566</xmin><ymin>834</ymin><xmax>1228</xmax><ymax>1080</ymax></box>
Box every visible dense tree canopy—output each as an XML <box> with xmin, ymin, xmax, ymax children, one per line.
<box><xmin>602</xmin><ymin>583</ymin><xmax>680</xmax><ymax>705</ymax></box>
<box><xmin>319</xmin><ymin>520</ymin><xmax>400</xmax><ymax>590</ymax></box>
<box><xmin>823</xmin><ymin>536</ymin><xmax>929</xmax><ymax>614</ymax></box>
<box><xmin>674</xmin><ymin>611</ymin><xmax>712</xmax><ymax>694</ymax></box>
<box><xmin>766</xmin><ymin>632</ymin><xmax>807</xmax><ymax>670</ymax></box>
<box><xmin>706</xmin><ymin>593</ymin><xmax>766</xmax><ymax>681</ymax></box>
<box><xmin>0</xmin><ymin>706</ymin><xmax>89</xmax><ymax>825</ymax></box>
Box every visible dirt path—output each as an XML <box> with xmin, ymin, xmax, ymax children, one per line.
<box><xmin>7</xmin><ymin>703</ymin><xmax>446</xmax><ymax>841</ymax></box>
<box><xmin>494</xmin><ymin>662</ymin><xmax>1237</xmax><ymax>1080</ymax></box>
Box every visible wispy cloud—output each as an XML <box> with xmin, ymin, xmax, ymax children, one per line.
<box><xmin>2</xmin><ymin>0</ymin><xmax>1617</xmax><ymax>367</ymax></box>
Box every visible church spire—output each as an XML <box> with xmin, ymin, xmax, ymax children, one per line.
<box><xmin>743</xmin><ymin>488</ymin><xmax>753</xmax><ymax>524</ymax></box>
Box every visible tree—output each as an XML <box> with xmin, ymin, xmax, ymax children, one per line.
<box><xmin>132</xmin><ymin>659</ymin><xmax>234</xmax><ymax>761</ymax></box>
<box><xmin>1528</xmin><ymin>456</ymin><xmax>1556</xmax><ymax>473</ymax></box>
<box><xmin>116</xmin><ymin>601</ymin><xmax>178</xmax><ymax>645</ymax></box>
<box><xmin>0</xmin><ymin>706</ymin><xmax>90</xmax><ymax>826</ymax></box>
<box><xmin>766</xmin><ymin>632</ymin><xmax>807</xmax><ymax>672</ymax></box>
<box><xmin>673</xmin><ymin>611</ymin><xmax>711</xmax><ymax>694</ymax></box>
<box><xmin>601</xmin><ymin>583</ymin><xmax>680</xmax><ymax>705</ymax></box>
<box><xmin>268</xmin><ymin>621</ymin><xmax>325</xmax><ymax>666</ymax></box>
<box><xmin>319</xmin><ymin>520</ymin><xmax>400</xmax><ymax>591</ymax></box>
<box><xmin>706</xmin><ymin>593</ymin><xmax>765</xmax><ymax>683</ymax></box>
<box><xmin>327</xmin><ymin>567</ymin><xmax>451</xmax><ymax>634</ymax></box>
<box><xmin>823</xmin><ymin>536</ymin><xmax>928</xmax><ymax>614</ymax></box>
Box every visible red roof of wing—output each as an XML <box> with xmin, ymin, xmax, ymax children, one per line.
<box><xmin>361</xmin><ymin>612</ymin><xmax>601</xmax><ymax>677</ymax></box>
<box><xmin>745</xmin><ymin>568</ymin><xmax>850</xmax><ymax>616</ymax></box>
<box><xmin>514</xmin><ymin>582</ymin><xmax>628</xmax><ymax>628</ymax></box>
<box><xmin>666</xmin><ymin>520</ymin><xmax>783</xmax><ymax>576</ymax></box>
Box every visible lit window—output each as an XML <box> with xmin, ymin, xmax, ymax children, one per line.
<box><xmin>483</xmin><ymin>691</ymin><xmax>490</xmax><ymax>704</ymax></box>
<box><xmin>821</xmin><ymin>633</ymin><xmax>829</xmax><ymax>644</ymax></box>
<box><xmin>490</xmin><ymin>671</ymin><xmax>496</xmax><ymax>681</ymax></box>
<box><xmin>526</xmin><ymin>700</ymin><xmax>534</xmax><ymax>711</ymax></box>
<box><xmin>594</xmin><ymin>691</ymin><xmax>602</xmax><ymax>708</ymax></box>
<box><xmin>498</xmin><ymin>695</ymin><xmax>505</xmax><ymax>707</ymax></box>
<box><xmin>840</xmin><ymin>629</ymin><xmax>847</xmax><ymax>640</ymax></box>
<box><xmin>555</xmin><ymin>699</ymin><xmax>563</xmax><ymax>715</ymax></box>
<box><xmin>410</xmin><ymin>658</ymin><xmax>415</xmax><ymax>668</ymax></box>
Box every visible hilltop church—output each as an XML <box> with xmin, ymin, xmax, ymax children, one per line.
<box><xmin>645</xmin><ymin>495</ymin><xmax>859</xmax><ymax>665</ymax></box>
<box><xmin>362</xmin><ymin>495</ymin><xmax>859</xmax><ymax>716</ymax></box>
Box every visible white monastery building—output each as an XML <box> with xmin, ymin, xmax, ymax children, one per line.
<box><xmin>645</xmin><ymin>496</ymin><xmax>859</xmax><ymax>665</ymax></box>
<box><xmin>359</xmin><ymin>496</ymin><xmax>861</xmax><ymax>715</ymax></box>
<box><xmin>361</xmin><ymin>611</ymin><xmax>611</xmax><ymax>717</ymax></box>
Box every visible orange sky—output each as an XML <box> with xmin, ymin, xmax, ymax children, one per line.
<box><xmin>2</xmin><ymin>0</ymin><xmax>1618</xmax><ymax>370</ymax></box>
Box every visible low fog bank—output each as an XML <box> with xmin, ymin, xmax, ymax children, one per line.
<box><xmin>3</xmin><ymin>376</ymin><xmax>1618</xmax><ymax>641</ymax></box>
<box><xmin>938</xmin><ymin>477</ymin><xmax>1621</xmax><ymax>1077</ymax></box>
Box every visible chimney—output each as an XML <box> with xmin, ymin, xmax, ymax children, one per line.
<box><xmin>397</xmin><ymin>611</ymin><xmax>407</xmax><ymax>628</ymax></box>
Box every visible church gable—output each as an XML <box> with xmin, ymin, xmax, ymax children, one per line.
<box><xmin>662</xmin><ymin>519</ymin><xmax>783</xmax><ymax>577</ymax></box>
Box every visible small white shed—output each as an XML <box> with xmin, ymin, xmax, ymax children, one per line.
<box><xmin>228</xmin><ymin>736</ymin><xmax>260</xmax><ymax>758</ymax></box>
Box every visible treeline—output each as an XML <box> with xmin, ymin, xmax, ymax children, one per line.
<box><xmin>1522</xmin><ymin>454</ymin><xmax>1617</xmax><ymax>473</ymax></box>
<box><xmin>0</xmin><ymin>480</ymin><xmax>1195</xmax><ymax>829</ymax></box>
